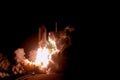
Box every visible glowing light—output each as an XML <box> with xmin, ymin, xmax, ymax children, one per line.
<box><xmin>35</xmin><ymin>47</ymin><xmax>49</xmax><ymax>68</ymax></box>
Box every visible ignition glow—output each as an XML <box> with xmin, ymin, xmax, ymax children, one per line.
<box><xmin>35</xmin><ymin>47</ymin><xmax>49</xmax><ymax>68</ymax></box>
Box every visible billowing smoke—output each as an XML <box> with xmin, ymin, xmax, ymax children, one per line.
<box><xmin>0</xmin><ymin>53</ymin><xmax>10</xmax><ymax>71</ymax></box>
<box><xmin>11</xmin><ymin>48</ymin><xmax>26</xmax><ymax>75</ymax></box>
<box><xmin>12</xmin><ymin>63</ymin><xmax>25</xmax><ymax>75</ymax></box>
<box><xmin>46</xmin><ymin>26</ymin><xmax>74</xmax><ymax>73</ymax></box>
<box><xmin>14</xmin><ymin>48</ymin><xmax>26</xmax><ymax>63</ymax></box>
<box><xmin>28</xmin><ymin>50</ymin><xmax>37</xmax><ymax>62</ymax></box>
<box><xmin>0</xmin><ymin>53</ymin><xmax>10</xmax><ymax>78</ymax></box>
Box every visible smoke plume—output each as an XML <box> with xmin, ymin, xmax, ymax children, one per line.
<box><xmin>12</xmin><ymin>63</ymin><xmax>25</xmax><ymax>75</ymax></box>
<box><xmin>14</xmin><ymin>48</ymin><xmax>26</xmax><ymax>63</ymax></box>
<box><xmin>0</xmin><ymin>53</ymin><xmax>10</xmax><ymax>78</ymax></box>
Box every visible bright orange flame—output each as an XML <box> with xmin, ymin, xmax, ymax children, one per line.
<box><xmin>35</xmin><ymin>47</ymin><xmax>49</xmax><ymax>68</ymax></box>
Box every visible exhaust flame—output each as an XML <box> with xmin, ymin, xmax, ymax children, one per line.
<box><xmin>35</xmin><ymin>47</ymin><xmax>49</xmax><ymax>68</ymax></box>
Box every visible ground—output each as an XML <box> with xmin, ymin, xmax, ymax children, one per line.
<box><xmin>16</xmin><ymin>73</ymin><xmax>63</xmax><ymax>80</ymax></box>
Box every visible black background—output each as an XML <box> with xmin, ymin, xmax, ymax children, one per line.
<box><xmin>0</xmin><ymin>14</ymin><xmax>80</xmax><ymax>54</ymax></box>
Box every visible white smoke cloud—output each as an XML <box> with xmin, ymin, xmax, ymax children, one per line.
<box><xmin>0</xmin><ymin>58</ymin><xmax>10</xmax><ymax>71</ymax></box>
<box><xmin>14</xmin><ymin>48</ymin><xmax>26</xmax><ymax>63</ymax></box>
<box><xmin>13</xmin><ymin>48</ymin><xmax>37</xmax><ymax>74</ymax></box>
<box><xmin>12</xmin><ymin>48</ymin><xmax>27</xmax><ymax>75</ymax></box>
<box><xmin>28</xmin><ymin>50</ymin><xmax>37</xmax><ymax>62</ymax></box>
<box><xmin>0</xmin><ymin>49</ymin><xmax>27</xmax><ymax>77</ymax></box>
<box><xmin>0</xmin><ymin>53</ymin><xmax>10</xmax><ymax>78</ymax></box>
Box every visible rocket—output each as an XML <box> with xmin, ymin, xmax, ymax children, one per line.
<box><xmin>38</xmin><ymin>25</ymin><xmax>47</xmax><ymax>48</ymax></box>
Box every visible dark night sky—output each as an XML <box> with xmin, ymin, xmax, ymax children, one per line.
<box><xmin>0</xmin><ymin>15</ymin><xmax>80</xmax><ymax>54</ymax></box>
